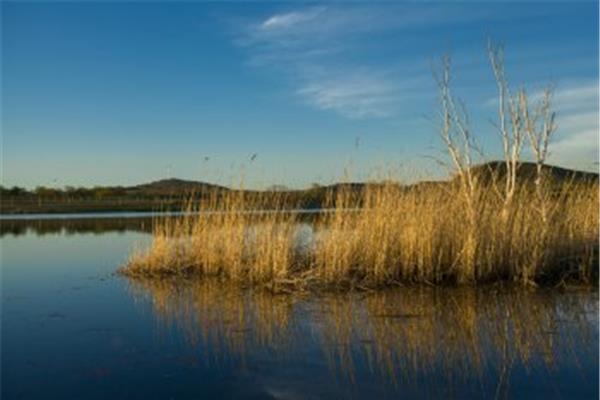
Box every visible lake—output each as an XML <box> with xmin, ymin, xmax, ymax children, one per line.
<box><xmin>2</xmin><ymin>215</ymin><xmax>598</xmax><ymax>399</ymax></box>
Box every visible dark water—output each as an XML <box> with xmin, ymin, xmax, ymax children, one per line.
<box><xmin>2</xmin><ymin>217</ymin><xmax>598</xmax><ymax>399</ymax></box>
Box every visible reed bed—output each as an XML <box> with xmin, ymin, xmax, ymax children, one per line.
<box><xmin>120</xmin><ymin>176</ymin><xmax>598</xmax><ymax>289</ymax></box>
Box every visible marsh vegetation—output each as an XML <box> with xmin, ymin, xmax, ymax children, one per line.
<box><xmin>120</xmin><ymin>176</ymin><xmax>597</xmax><ymax>289</ymax></box>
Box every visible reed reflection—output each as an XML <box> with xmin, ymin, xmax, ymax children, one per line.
<box><xmin>126</xmin><ymin>277</ymin><xmax>597</xmax><ymax>394</ymax></box>
<box><xmin>128</xmin><ymin>278</ymin><xmax>296</xmax><ymax>365</ymax></box>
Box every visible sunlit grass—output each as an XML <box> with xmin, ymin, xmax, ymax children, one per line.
<box><xmin>120</xmin><ymin>172</ymin><xmax>598</xmax><ymax>289</ymax></box>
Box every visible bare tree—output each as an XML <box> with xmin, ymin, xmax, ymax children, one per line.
<box><xmin>434</xmin><ymin>55</ymin><xmax>479</xmax><ymax>200</ymax></box>
<box><xmin>487</xmin><ymin>40</ymin><xmax>557</xmax><ymax>220</ymax></box>
<box><xmin>434</xmin><ymin>55</ymin><xmax>479</xmax><ymax>282</ymax></box>
<box><xmin>521</xmin><ymin>87</ymin><xmax>557</xmax><ymax>221</ymax></box>
<box><xmin>488</xmin><ymin>41</ymin><xmax>525</xmax><ymax>213</ymax></box>
<box><xmin>434</xmin><ymin>43</ymin><xmax>558</xmax><ymax>283</ymax></box>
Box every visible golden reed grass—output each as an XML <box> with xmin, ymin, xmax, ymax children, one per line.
<box><xmin>120</xmin><ymin>177</ymin><xmax>598</xmax><ymax>289</ymax></box>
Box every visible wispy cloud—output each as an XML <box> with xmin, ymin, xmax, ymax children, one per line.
<box><xmin>260</xmin><ymin>8</ymin><xmax>325</xmax><ymax>30</ymax></box>
<box><xmin>548</xmin><ymin>83</ymin><xmax>598</xmax><ymax>112</ymax></box>
<box><xmin>233</xmin><ymin>6</ymin><xmax>491</xmax><ymax>119</ymax></box>
<box><xmin>297</xmin><ymin>75</ymin><xmax>396</xmax><ymax>118</ymax></box>
<box><xmin>296</xmin><ymin>70</ymin><xmax>428</xmax><ymax>118</ymax></box>
<box><xmin>548</xmin><ymin>82</ymin><xmax>599</xmax><ymax>170</ymax></box>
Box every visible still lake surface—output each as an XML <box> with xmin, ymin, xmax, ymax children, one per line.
<box><xmin>2</xmin><ymin>214</ymin><xmax>598</xmax><ymax>399</ymax></box>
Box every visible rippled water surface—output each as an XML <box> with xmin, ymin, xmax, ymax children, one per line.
<box><xmin>2</xmin><ymin>217</ymin><xmax>598</xmax><ymax>399</ymax></box>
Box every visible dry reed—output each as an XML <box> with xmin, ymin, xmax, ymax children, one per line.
<box><xmin>120</xmin><ymin>175</ymin><xmax>598</xmax><ymax>289</ymax></box>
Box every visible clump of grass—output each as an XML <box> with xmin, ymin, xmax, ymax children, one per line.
<box><xmin>120</xmin><ymin>176</ymin><xmax>598</xmax><ymax>289</ymax></box>
<box><xmin>123</xmin><ymin>189</ymin><xmax>306</xmax><ymax>287</ymax></box>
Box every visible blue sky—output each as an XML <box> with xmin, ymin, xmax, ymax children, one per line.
<box><xmin>2</xmin><ymin>1</ymin><xmax>598</xmax><ymax>189</ymax></box>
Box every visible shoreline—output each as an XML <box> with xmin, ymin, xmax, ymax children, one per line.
<box><xmin>120</xmin><ymin>270</ymin><xmax>600</xmax><ymax>294</ymax></box>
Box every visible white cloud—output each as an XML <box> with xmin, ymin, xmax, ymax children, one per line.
<box><xmin>295</xmin><ymin>71</ymin><xmax>427</xmax><ymax>118</ymax></box>
<box><xmin>543</xmin><ymin>82</ymin><xmax>599</xmax><ymax>170</ymax></box>
<box><xmin>234</xmin><ymin>6</ymin><xmax>481</xmax><ymax>119</ymax></box>
<box><xmin>485</xmin><ymin>82</ymin><xmax>597</xmax><ymax>110</ymax></box>
<box><xmin>261</xmin><ymin>8</ymin><xmax>325</xmax><ymax>30</ymax></box>
<box><xmin>549</xmin><ymin>107</ymin><xmax>599</xmax><ymax>170</ymax></box>
<box><xmin>550</xmin><ymin>84</ymin><xmax>597</xmax><ymax>105</ymax></box>
<box><xmin>297</xmin><ymin>78</ymin><xmax>395</xmax><ymax>118</ymax></box>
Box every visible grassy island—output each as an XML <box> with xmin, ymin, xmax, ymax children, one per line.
<box><xmin>120</xmin><ymin>166</ymin><xmax>598</xmax><ymax>291</ymax></box>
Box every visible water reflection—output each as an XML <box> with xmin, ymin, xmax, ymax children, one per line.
<box><xmin>0</xmin><ymin>216</ymin><xmax>156</xmax><ymax>237</ymax></box>
<box><xmin>127</xmin><ymin>277</ymin><xmax>598</xmax><ymax>397</ymax></box>
<box><xmin>0</xmin><ymin>212</ymin><xmax>323</xmax><ymax>237</ymax></box>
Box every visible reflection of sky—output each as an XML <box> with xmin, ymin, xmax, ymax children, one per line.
<box><xmin>1</xmin><ymin>230</ymin><xmax>599</xmax><ymax>399</ymax></box>
<box><xmin>2</xmin><ymin>232</ymin><xmax>150</xmax><ymax>398</ymax></box>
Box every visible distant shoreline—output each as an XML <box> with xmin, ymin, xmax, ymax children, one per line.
<box><xmin>0</xmin><ymin>208</ymin><xmax>339</xmax><ymax>220</ymax></box>
<box><xmin>2</xmin><ymin>162</ymin><xmax>597</xmax><ymax>215</ymax></box>
<box><xmin>0</xmin><ymin>201</ymin><xmax>331</xmax><ymax>215</ymax></box>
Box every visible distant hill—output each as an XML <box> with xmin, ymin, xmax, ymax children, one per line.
<box><xmin>469</xmin><ymin>161</ymin><xmax>599</xmax><ymax>184</ymax></box>
<box><xmin>130</xmin><ymin>178</ymin><xmax>228</xmax><ymax>196</ymax></box>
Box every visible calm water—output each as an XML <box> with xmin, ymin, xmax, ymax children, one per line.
<box><xmin>2</xmin><ymin>216</ymin><xmax>598</xmax><ymax>399</ymax></box>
